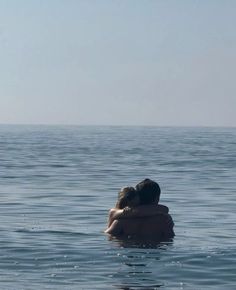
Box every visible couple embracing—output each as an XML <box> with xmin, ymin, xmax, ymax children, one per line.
<box><xmin>105</xmin><ymin>179</ymin><xmax>174</xmax><ymax>240</ymax></box>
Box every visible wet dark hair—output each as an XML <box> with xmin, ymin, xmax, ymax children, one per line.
<box><xmin>116</xmin><ymin>187</ymin><xmax>137</xmax><ymax>209</ymax></box>
<box><xmin>135</xmin><ymin>178</ymin><xmax>161</xmax><ymax>205</ymax></box>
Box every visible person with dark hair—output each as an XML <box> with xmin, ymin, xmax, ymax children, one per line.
<box><xmin>135</xmin><ymin>178</ymin><xmax>161</xmax><ymax>204</ymax></box>
<box><xmin>105</xmin><ymin>179</ymin><xmax>174</xmax><ymax>239</ymax></box>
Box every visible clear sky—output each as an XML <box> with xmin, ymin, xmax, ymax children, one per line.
<box><xmin>0</xmin><ymin>0</ymin><xmax>235</xmax><ymax>126</ymax></box>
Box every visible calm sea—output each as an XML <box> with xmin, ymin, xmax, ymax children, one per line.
<box><xmin>0</xmin><ymin>125</ymin><xmax>235</xmax><ymax>289</ymax></box>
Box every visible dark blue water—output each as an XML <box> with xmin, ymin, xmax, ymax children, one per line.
<box><xmin>0</xmin><ymin>125</ymin><xmax>236</xmax><ymax>289</ymax></box>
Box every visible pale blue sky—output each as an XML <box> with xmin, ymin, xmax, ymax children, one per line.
<box><xmin>0</xmin><ymin>0</ymin><xmax>235</xmax><ymax>126</ymax></box>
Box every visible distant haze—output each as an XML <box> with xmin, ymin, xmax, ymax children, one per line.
<box><xmin>0</xmin><ymin>1</ymin><xmax>235</xmax><ymax>126</ymax></box>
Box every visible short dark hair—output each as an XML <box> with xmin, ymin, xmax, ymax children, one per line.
<box><xmin>135</xmin><ymin>178</ymin><xmax>161</xmax><ymax>205</ymax></box>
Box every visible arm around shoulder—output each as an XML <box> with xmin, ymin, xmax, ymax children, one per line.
<box><xmin>122</xmin><ymin>203</ymin><xmax>169</xmax><ymax>218</ymax></box>
<box><xmin>107</xmin><ymin>204</ymin><xmax>169</xmax><ymax>227</ymax></box>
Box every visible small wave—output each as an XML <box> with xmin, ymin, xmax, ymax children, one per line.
<box><xmin>49</xmin><ymin>164</ymin><xmax>68</xmax><ymax>168</ymax></box>
<box><xmin>15</xmin><ymin>228</ymin><xmax>89</xmax><ymax>236</ymax></box>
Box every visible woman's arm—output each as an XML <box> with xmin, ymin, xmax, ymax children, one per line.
<box><xmin>107</xmin><ymin>204</ymin><xmax>169</xmax><ymax>226</ymax></box>
<box><xmin>107</xmin><ymin>208</ymin><xmax>123</xmax><ymax>227</ymax></box>
<box><xmin>105</xmin><ymin>219</ymin><xmax>123</xmax><ymax>236</ymax></box>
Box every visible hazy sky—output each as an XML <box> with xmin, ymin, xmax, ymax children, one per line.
<box><xmin>0</xmin><ymin>0</ymin><xmax>235</xmax><ymax>126</ymax></box>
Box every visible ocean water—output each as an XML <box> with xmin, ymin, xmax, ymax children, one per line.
<box><xmin>0</xmin><ymin>125</ymin><xmax>235</xmax><ymax>290</ymax></box>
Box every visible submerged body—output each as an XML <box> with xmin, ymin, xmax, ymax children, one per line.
<box><xmin>106</xmin><ymin>213</ymin><xmax>174</xmax><ymax>240</ymax></box>
<box><xmin>105</xmin><ymin>180</ymin><xmax>175</xmax><ymax>240</ymax></box>
<box><xmin>107</xmin><ymin>203</ymin><xmax>169</xmax><ymax>228</ymax></box>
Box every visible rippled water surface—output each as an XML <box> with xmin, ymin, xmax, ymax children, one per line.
<box><xmin>0</xmin><ymin>125</ymin><xmax>236</xmax><ymax>289</ymax></box>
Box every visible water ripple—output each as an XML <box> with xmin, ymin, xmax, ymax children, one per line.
<box><xmin>0</xmin><ymin>125</ymin><xmax>236</xmax><ymax>289</ymax></box>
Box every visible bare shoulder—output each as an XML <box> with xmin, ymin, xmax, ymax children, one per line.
<box><xmin>107</xmin><ymin>208</ymin><xmax>124</xmax><ymax>226</ymax></box>
<box><xmin>109</xmin><ymin>208</ymin><xmax>116</xmax><ymax>215</ymax></box>
<box><xmin>154</xmin><ymin>213</ymin><xmax>173</xmax><ymax>221</ymax></box>
<box><xmin>108</xmin><ymin>208</ymin><xmax>117</xmax><ymax>220</ymax></box>
<box><xmin>157</xmin><ymin>204</ymin><xmax>169</xmax><ymax>214</ymax></box>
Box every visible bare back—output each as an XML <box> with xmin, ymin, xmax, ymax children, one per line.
<box><xmin>113</xmin><ymin>214</ymin><xmax>174</xmax><ymax>239</ymax></box>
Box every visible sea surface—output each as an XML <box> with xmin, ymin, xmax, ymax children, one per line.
<box><xmin>0</xmin><ymin>125</ymin><xmax>235</xmax><ymax>289</ymax></box>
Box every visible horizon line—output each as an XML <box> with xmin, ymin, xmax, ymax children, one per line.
<box><xmin>0</xmin><ymin>123</ymin><xmax>235</xmax><ymax>129</ymax></box>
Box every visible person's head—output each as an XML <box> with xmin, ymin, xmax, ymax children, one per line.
<box><xmin>135</xmin><ymin>178</ymin><xmax>161</xmax><ymax>205</ymax></box>
<box><xmin>115</xmin><ymin>186</ymin><xmax>139</xmax><ymax>209</ymax></box>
